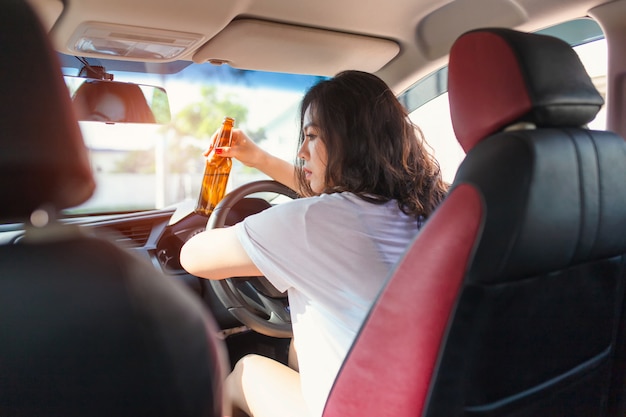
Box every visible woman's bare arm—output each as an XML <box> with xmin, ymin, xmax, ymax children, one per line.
<box><xmin>180</xmin><ymin>227</ymin><xmax>262</xmax><ymax>280</ymax></box>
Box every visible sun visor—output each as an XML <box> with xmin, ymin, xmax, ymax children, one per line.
<box><xmin>26</xmin><ymin>0</ymin><xmax>63</xmax><ymax>31</ymax></box>
<box><xmin>192</xmin><ymin>19</ymin><xmax>400</xmax><ymax>76</ymax></box>
<box><xmin>416</xmin><ymin>0</ymin><xmax>527</xmax><ymax>60</ymax></box>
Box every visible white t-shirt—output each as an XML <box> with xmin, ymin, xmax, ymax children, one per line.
<box><xmin>235</xmin><ymin>192</ymin><xmax>420</xmax><ymax>417</ymax></box>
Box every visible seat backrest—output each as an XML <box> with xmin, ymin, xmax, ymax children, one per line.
<box><xmin>323</xmin><ymin>28</ymin><xmax>626</xmax><ymax>417</ymax></box>
<box><xmin>0</xmin><ymin>1</ymin><xmax>226</xmax><ymax>415</ymax></box>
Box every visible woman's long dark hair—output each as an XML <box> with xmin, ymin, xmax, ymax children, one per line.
<box><xmin>295</xmin><ymin>70</ymin><xmax>447</xmax><ymax>219</ymax></box>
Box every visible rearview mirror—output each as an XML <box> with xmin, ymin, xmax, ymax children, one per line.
<box><xmin>65</xmin><ymin>77</ymin><xmax>171</xmax><ymax>124</ymax></box>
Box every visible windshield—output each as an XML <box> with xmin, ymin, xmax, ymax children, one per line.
<box><xmin>62</xmin><ymin>61</ymin><xmax>325</xmax><ymax>215</ymax></box>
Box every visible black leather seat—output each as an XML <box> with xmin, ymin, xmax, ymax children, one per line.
<box><xmin>0</xmin><ymin>1</ymin><xmax>226</xmax><ymax>415</ymax></box>
<box><xmin>323</xmin><ymin>28</ymin><xmax>626</xmax><ymax>416</ymax></box>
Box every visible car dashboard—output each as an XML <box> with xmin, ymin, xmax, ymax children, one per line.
<box><xmin>0</xmin><ymin>197</ymin><xmax>276</xmax><ymax>335</ymax></box>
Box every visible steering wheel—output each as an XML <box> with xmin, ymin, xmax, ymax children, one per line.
<box><xmin>207</xmin><ymin>180</ymin><xmax>299</xmax><ymax>338</ymax></box>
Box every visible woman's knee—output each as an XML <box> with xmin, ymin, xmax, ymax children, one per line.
<box><xmin>226</xmin><ymin>355</ymin><xmax>266</xmax><ymax>417</ymax></box>
<box><xmin>229</xmin><ymin>354</ymin><xmax>275</xmax><ymax>390</ymax></box>
<box><xmin>227</xmin><ymin>354</ymin><xmax>307</xmax><ymax>417</ymax></box>
<box><xmin>232</xmin><ymin>354</ymin><xmax>266</xmax><ymax>374</ymax></box>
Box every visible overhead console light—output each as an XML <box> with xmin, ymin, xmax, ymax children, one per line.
<box><xmin>68</xmin><ymin>22</ymin><xmax>204</xmax><ymax>61</ymax></box>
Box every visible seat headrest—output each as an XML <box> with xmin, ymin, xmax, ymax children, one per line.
<box><xmin>0</xmin><ymin>0</ymin><xmax>95</xmax><ymax>221</ymax></box>
<box><xmin>448</xmin><ymin>28</ymin><xmax>604</xmax><ymax>153</ymax></box>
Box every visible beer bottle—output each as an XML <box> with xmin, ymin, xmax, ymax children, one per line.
<box><xmin>194</xmin><ymin>117</ymin><xmax>235</xmax><ymax>217</ymax></box>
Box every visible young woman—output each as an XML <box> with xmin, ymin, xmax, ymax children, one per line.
<box><xmin>180</xmin><ymin>70</ymin><xmax>448</xmax><ymax>417</ymax></box>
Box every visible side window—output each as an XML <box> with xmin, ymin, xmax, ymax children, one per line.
<box><xmin>408</xmin><ymin>88</ymin><xmax>461</xmax><ymax>184</ymax></box>
<box><xmin>574</xmin><ymin>39</ymin><xmax>607</xmax><ymax>130</ymax></box>
<box><xmin>402</xmin><ymin>18</ymin><xmax>606</xmax><ymax>184</ymax></box>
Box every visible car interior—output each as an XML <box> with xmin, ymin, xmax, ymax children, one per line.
<box><xmin>2</xmin><ymin>0</ymin><xmax>626</xmax><ymax>415</ymax></box>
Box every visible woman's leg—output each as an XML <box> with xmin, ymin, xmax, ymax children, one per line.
<box><xmin>225</xmin><ymin>354</ymin><xmax>309</xmax><ymax>417</ymax></box>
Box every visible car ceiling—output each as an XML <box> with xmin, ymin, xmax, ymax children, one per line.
<box><xmin>30</xmin><ymin>0</ymin><xmax>607</xmax><ymax>94</ymax></box>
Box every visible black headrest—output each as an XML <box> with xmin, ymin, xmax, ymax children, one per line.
<box><xmin>448</xmin><ymin>28</ymin><xmax>604</xmax><ymax>153</ymax></box>
<box><xmin>0</xmin><ymin>0</ymin><xmax>95</xmax><ymax>221</ymax></box>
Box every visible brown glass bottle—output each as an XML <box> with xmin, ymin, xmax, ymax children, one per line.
<box><xmin>194</xmin><ymin>117</ymin><xmax>235</xmax><ymax>217</ymax></box>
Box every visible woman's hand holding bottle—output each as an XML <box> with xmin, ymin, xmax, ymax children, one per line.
<box><xmin>206</xmin><ymin>128</ymin><xmax>299</xmax><ymax>192</ymax></box>
<box><xmin>208</xmin><ymin>129</ymin><xmax>267</xmax><ymax>169</ymax></box>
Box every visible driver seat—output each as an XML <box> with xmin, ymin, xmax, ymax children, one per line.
<box><xmin>0</xmin><ymin>1</ymin><xmax>226</xmax><ymax>415</ymax></box>
<box><xmin>323</xmin><ymin>28</ymin><xmax>626</xmax><ymax>416</ymax></box>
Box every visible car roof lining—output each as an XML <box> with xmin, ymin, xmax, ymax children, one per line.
<box><xmin>33</xmin><ymin>0</ymin><xmax>608</xmax><ymax>93</ymax></box>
